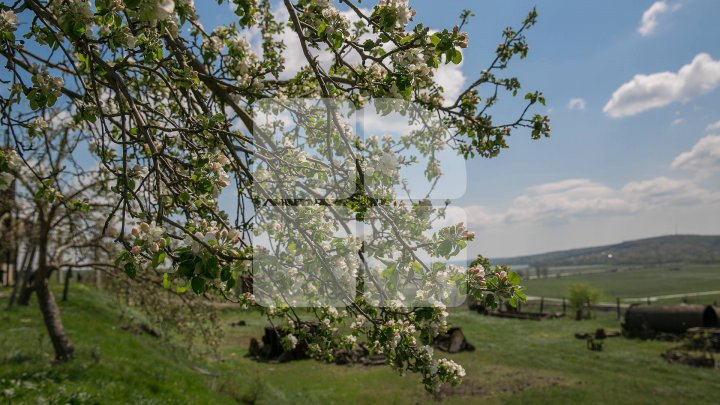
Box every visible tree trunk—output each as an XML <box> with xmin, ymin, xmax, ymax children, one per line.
<box><xmin>7</xmin><ymin>244</ymin><xmax>35</xmax><ymax>309</ymax></box>
<box><xmin>35</xmin><ymin>276</ymin><xmax>74</xmax><ymax>361</ymax></box>
<box><xmin>16</xmin><ymin>271</ymin><xmax>34</xmax><ymax>306</ymax></box>
<box><xmin>34</xmin><ymin>217</ymin><xmax>74</xmax><ymax>362</ymax></box>
<box><xmin>62</xmin><ymin>268</ymin><xmax>72</xmax><ymax>302</ymax></box>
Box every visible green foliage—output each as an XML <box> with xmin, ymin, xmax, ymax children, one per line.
<box><xmin>567</xmin><ymin>283</ymin><xmax>601</xmax><ymax>312</ymax></box>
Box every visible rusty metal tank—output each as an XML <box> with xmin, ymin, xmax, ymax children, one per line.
<box><xmin>623</xmin><ymin>304</ymin><xmax>718</xmax><ymax>334</ymax></box>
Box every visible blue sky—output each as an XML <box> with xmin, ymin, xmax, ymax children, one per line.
<box><xmin>400</xmin><ymin>0</ymin><xmax>720</xmax><ymax>257</ymax></box>
<box><xmin>5</xmin><ymin>1</ymin><xmax>718</xmax><ymax>258</ymax></box>
<box><xmin>194</xmin><ymin>0</ymin><xmax>720</xmax><ymax>257</ymax></box>
<box><xmin>12</xmin><ymin>0</ymin><xmax>711</xmax><ymax>259</ymax></box>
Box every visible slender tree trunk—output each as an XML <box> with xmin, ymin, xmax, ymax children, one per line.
<box><xmin>35</xmin><ymin>276</ymin><xmax>74</xmax><ymax>361</ymax></box>
<box><xmin>62</xmin><ymin>268</ymin><xmax>72</xmax><ymax>302</ymax></box>
<box><xmin>35</xmin><ymin>220</ymin><xmax>74</xmax><ymax>362</ymax></box>
<box><xmin>7</xmin><ymin>244</ymin><xmax>35</xmax><ymax>309</ymax></box>
<box><xmin>16</xmin><ymin>270</ymin><xmax>34</xmax><ymax>306</ymax></box>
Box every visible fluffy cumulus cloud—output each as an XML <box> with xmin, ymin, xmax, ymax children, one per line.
<box><xmin>435</xmin><ymin>60</ymin><xmax>466</xmax><ymax>103</ymax></box>
<box><xmin>567</xmin><ymin>98</ymin><xmax>586</xmax><ymax>111</ymax></box>
<box><xmin>706</xmin><ymin>120</ymin><xmax>720</xmax><ymax>131</ymax></box>
<box><xmin>463</xmin><ymin>135</ymin><xmax>720</xmax><ymax>228</ymax></box>
<box><xmin>603</xmin><ymin>53</ymin><xmax>720</xmax><ymax>118</ymax></box>
<box><xmin>672</xmin><ymin>135</ymin><xmax>720</xmax><ymax>173</ymax></box>
<box><xmin>637</xmin><ymin>1</ymin><xmax>680</xmax><ymax>37</ymax></box>
<box><xmin>463</xmin><ymin>175</ymin><xmax>720</xmax><ymax>228</ymax></box>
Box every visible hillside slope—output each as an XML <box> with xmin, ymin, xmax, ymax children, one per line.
<box><xmin>0</xmin><ymin>285</ymin><xmax>235</xmax><ymax>404</ymax></box>
<box><xmin>494</xmin><ymin>235</ymin><xmax>720</xmax><ymax>266</ymax></box>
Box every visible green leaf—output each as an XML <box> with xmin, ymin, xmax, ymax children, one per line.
<box><xmin>124</xmin><ymin>262</ymin><xmax>137</xmax><ymax>279</ymax></box>
<box><xmin>430</xmin><ymin>33</ymin><xmax>441</xmax><ymax>46</ymax></box>
<box><xmin>507</xmin><ymin>271</ymin><xmax>521</xmax><ymax>285</ymax></box>
<box><xmin>123</xmin><ymin>0</ymin><xmax>142</xmax><ymax>8</ymax></box>
<box><xmin>363</xmin><ymin>39</ymin><xmax>375</xmax><ymax>52</ymax></box>
<box><xmin>191</xmin><ymin>277</ymin><xmax>206</xmax><ymax>294</ymax></box>
<box><xmin>382</xmin><ymin>263</ymin><xmax>397</xmax><ymax>279</ymax></box>
<box><xmin>152</xmin><ymin>251</ymin><xmax>167</xmax><ymax>268</ymax></box>
<box><xmin>451</xmin><ymin>49</ymin><xmax>462</xmax><ymax>64</ymax></box>
<box><xmin>178</xmin><ymin>260</ymin><xmax>195</xmax><ymax>277</ymax></box>
<box><xmin>178</xmin><ymin>192</ymin><xmax>190</xmax><ymax>204</ymax></box>
<box><xmin>400</xmin><ymin>34</ymin><xmax>413</xmax><ymax>44</ymax></box>
<box><xmin>220</xmin><ymin>265</ymin><xmax>231</xmax><ymax>282</ymax></box>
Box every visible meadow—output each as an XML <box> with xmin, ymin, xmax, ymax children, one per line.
<box><xmin>1</xmin><ymin>283</ymin><xmax>719</xmax><ymax>404</ymax></box>
<box><xmin>520</xmin><ymin>263</ymin><xmax>720</xmax><ymax>304</ymax></box>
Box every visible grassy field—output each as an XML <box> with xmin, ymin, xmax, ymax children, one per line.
<box><xmin>2</xmin><ymin>285</ymin><xmax>719</xmax><ymax>404</ymax></box>
<box><xmin>520</xmin><ymin>263</ymin><xmax>720</xmax><ymax>303</ymax></box>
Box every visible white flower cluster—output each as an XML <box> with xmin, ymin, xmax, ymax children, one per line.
<box><xmin>133</xmin><ymin>0</ymin><xmax>176</xmax><ymax>24</ymax></box>
<box><xmin>177</xmin><ymin>0</ymin><xmax>195</xmax><ymax>12</ymax></box>
<box><xmin>0</xmin><ymin>9</ymin><xmax>18</xmax><ymax>33</ymax></box>
<box><xmin>32</xmin><ymin>70</ymin><xmax>64</xmax><ymax>98</ymax></box>
<box><xmin>318</xmin><ymin>7</ymin><xmax>350</xmax><ymax>36</ymax></box>
<box><xmin>365</xmin><ymin>64</ymin><xmax>386</xmax><ymax>82</ymax></box>
<box><xmin>314</xmin><ymin>0</ymin><xmax>332</xmax><ymax>8</ymax></box>
<box><xmin>414</xmin><ymin>264</ymin><xmax>466</xmax><ymax>306</ymax></box>
<box><xmin>207</xmin><ymin>153</ymin><xmax>231</xmax><ymax>188</ymax></box>
<box><xmin>183</xmin><ymin>219</ymin><xmax>241</xmax><ymax>254</ymax></box>
<box><xmin>305</xmin><ymin>0</ymin><xmax>349</xmax><ymax>39</ymax></box>
<box><xmin>130</xmin><ymin>221</ymin><xmax>165</xmax><ymax>255</ymax></box>
<box><xmin>203</xmin><ymin>36</ymin><xmax>225</xmax><ymax>54</ymax></box>
<box><xmin>392</xmin><ymin>48</ymin><xmax>434</xmax><ymax>84</ymax></box>
<box><xmin>239</xmin><ymin>291</ymin><xmax>256</xmax><ymax>308</ymax></box>
<box><xmin>29</xmin><ymin>117</ymin><xmax>49</xmax><ymax>135</ymax></box>
<box><xmin>132</xmin><ymin>164</ymin><xmax>149</xmax><ymax>178</ymax></box>
<box><xmin>0</xmin><ymin>149</ymin><xmax>20</xmax><ymax>191</ymax></box>
<box><xmin>227</xmin><ymin>35</ymin><xmax>259</xmax><ymax>88</ymax></box>
<box><xmin>377</xmin><ymin>0</ymin><xmax>415</xmax><ymax>28</ymax></box>
<box><xmin>286</xmin><ymin>333</ymin><xmax>298</xmax><ymax>349</ymax></box>
<box><xmin>382</xmin><ymin>319</ymin><xmax>417</xmax><ymax>351</ymax></box>
<box><xmin>434</xmin><ymin>358</ymin><xmax>466</xmax><ymax>386</ymax></box>
<box><xmin>49</xmin><ymin>0</ymin><xmax>93</xmax><ymax>38</ymax></box>
<box><xmin>468</xmin><ymin>265</ymin><xmax>486</xmax><ymax>291</ymax></box>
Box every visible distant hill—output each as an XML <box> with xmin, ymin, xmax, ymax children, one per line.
<box><xmin>493</xmin><ymin>235</ymin><xmax>720</xmax><ymax>266</ymax></box>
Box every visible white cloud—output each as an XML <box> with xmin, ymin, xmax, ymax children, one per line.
<box><xmin>637</xmin><ymin>1</ymin><xmax>679</xmax><ymax>37</ymax></box>
<box><xmin>706</xmin><ymin>120</ymin><xmax>720</xmax><ymax>131</ymax></box>
<box><xmin>567</xmin><ymin>98</ymin><xmax>586</xmax><ymax>111</ymax></box>
<box><xmin>435</xmin><ymin>61</ymin><xmax>466</xmax><ymax>104</ymax></box>
<box><xmin>603</xmin><ymin>53</ymin><xmax>720</xmax><ymax>118</ymax></box>
<box><xmin>672</xmin><ymin>135</ymin><xmax>720</xmax><ymax>173</ymax></box>
<box><xmin>621</xmin><ymin>176</ymin><xmax>719</xmax><ymax>206</ymax></box>
<box><xmin>671</xmin><ymin>118</ymin><xmax>685</xmax><ymax>126</ymax></box>
<box><xmin>464</xmin><ymin>175</ymin><xmax>720</xmax><ymax>228</ymax></box>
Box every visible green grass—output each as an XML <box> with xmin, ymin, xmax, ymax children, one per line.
<box><xmin>2</xmin><ymin>284</ymin><xmax>719</xmax><ymax>404</ymax></box>
<box><xmin>0</xmin><ymin>285</ymin><xmax>234</xmax><ymax>404</ymax></box>
<box><xmin>521</xmin><ymin>264</ymin><xmax>720</xmax><ymax>302</ymax></box>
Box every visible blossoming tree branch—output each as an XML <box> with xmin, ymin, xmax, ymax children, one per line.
<box><xmin>0</xmin><ymin>0</ymin><xmax>549</xmax><ymax>392</ymax></box>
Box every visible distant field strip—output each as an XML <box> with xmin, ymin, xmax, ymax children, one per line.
<box><xmin>622</xmin><ymin>290</ymin><xmax>720</xmax><ymax>302</ymax></box>
<box><xmin>521</xmin><ymin>264</ymin><xmax>720</xmax><ymax>303</ymax></box>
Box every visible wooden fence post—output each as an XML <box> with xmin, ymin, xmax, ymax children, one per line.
<box><xmin>562</xmin><ymin>297</ymin><xmax>566</xmax><ymax>315</ymax></box>
<box><xmin>616</xmin><ymin>297</ymin><xmax>621</xmax><ymax>320</ymax></box>
<box><xmin>539</xmin><ymin>297</ymin><xmax>545</xmax><ymax>314</ymax></box>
